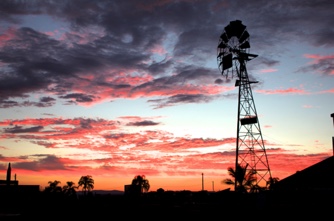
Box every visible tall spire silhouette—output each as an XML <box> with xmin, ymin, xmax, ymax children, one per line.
<box><xmin>6</xmin><ymin>163</ymin><xmax>11</xmax><ymax>185</ymax></box>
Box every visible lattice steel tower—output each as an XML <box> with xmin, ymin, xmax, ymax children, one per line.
<box><xmin>217</xmin><ymin>20</ymin><xmax>272</xmax><ymax>191</ymax></box>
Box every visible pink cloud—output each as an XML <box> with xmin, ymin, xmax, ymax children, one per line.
<box><xmin>0</xmin><ymin>27</ymin><xmax>17</xmax><ymax>47</ymax></box>
<box><xmin>256</xmin><ymin>87</ymin><xmax>307</xmax><ymax>95</ymax></box>
<box><xmin>318</xmin><ymin>88</ymin><xmax>334</xmax><ymax>94</ymax></box>
<box><xmin>304</xmin><ymin>53</ymin><xmax>334</xmax><ymax>61</ymax></box>
<box><xmin>303</xmin><ymin>105</ymin><xmax>313</xmax><ymax>108</ymax></box>
<box><xmin>299</xmin><ymin>53</ymin><xmax>334</xmax><ymax>76</ymax></box>
<box><xmin>150</xmin><ymin>44</ymin><xmax>167</xmax><ymax>55</ymax></box>
<box><xmin>260</xmin><ymin>68</ymin><xmax>278</xmax><ymax>73</ymax></box>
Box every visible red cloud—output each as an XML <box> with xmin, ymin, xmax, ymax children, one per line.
<box><xmin>0</xmin><ymin>116</ymin><xmax>332</xmax><ymax>191</ymax></box>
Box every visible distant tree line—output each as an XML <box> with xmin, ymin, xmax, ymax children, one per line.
<box><xmin>43</xmin><ymin>166</ymin><xmax>279</xmax><ymax>200</ymax></box>
<box><xmin>43</xmin><ymin>174</ymin><xmax>151</xmax><ymax>199</ymax></box>
<box><xmin>44</xmin><ymin>175</ymin><xmax>94</xmax><ymax>199</ymax></box>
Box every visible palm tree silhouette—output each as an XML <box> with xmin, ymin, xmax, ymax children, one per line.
<box><xmin>131</xmin><ymin>175</ymin><xmax>150</xmax><ymax>193</ymax></box>
<box><xmin>45</xmin><ymin>180</ymin><xmax>62</xmax><ymax>193</ymax></box>
<box><xmin>63</xmin><ymin>181</ymin><xmax>78</xmax><ymax>198</ymax></box>
<box><xmin>78</xmin><ymin>175</ymin><xmax>94</xmax><ymax>196</ymax></box>
<box><xmin>222</xmin><ymin>164</ymin><xmax>256</xmax><ymax>193</ymax></box>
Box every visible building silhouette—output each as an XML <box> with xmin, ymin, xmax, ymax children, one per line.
<box><xmin>0</xmin><ymin>162</ymin><xmax>40</xmax><ymax>215</ymax></box>
<box><xmin>0</xmin><ymin>163</ymin><xmax>18</xmax><ymax>186</ymax></box>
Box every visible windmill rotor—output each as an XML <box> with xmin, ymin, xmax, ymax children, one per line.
<box><xmin>217</xmin><ymin>20</ymin><xmax>254</xmax><ymax>79</ymax></box>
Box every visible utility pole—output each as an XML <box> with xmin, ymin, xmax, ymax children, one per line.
<box><xmin>201</xmin><ymin>173</ymin><xmax>204</xmax><ymax>191</ymax></box>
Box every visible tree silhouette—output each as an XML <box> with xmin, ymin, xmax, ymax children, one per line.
<box><xmin>78</xmin><ymin>175</ymin><xmax>94</xmax><ymax>196</ymax></box>
<box><xmin>131</xmin><ymin>175</ymin><xmax>150</xmax><ymax>193</ymax></box>
<box><xmin>63</xmin><ymin>181</ymin><xmax>78</xmax><ymax>199</ymax></box>
<box><xmin>222</xmin><ymin>164</ymin><xmax>257</xmax><ymax>193</ymax></box>
<box><xmin>266</xmin><ymin>176</ymin><xmax>280</xmax><ymax>190</ymax></box>
<box><xmin>45</xmin><ymin>180</ymin><xmax>62</xmax><ymax>193</ymax></box>
<box><xmin>157</xmin><ymin>188</ymin><xmax>165</xmax><ymax>194</ymax></box>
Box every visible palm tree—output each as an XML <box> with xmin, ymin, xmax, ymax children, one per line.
<box><xmin>266</xmin><ymin>176</ymin><xmax>280</xmax><ymax>190</ymax></box>
<box><xmin>222</xmin><ymin>163</ymin><xmax>257</xmax><ymax>193</ymax></box>
<box><xmin>45</xmin><ymin>180</ymin><xmax>62</xmax><ymax>193</ymax></box>
<box><xmin>78</xmin><ymin>175</ymin><xmax>94</xmax><ymax>196</ymax></box>
<box><xmin>131</xmin><ymin>175</ymin><xmax>150</xmax><ymax>193</ymax></box>
<box><xmin>63</xmin><ymin>181</ymin><xmax>78</xmax><ymax>198</ymax></box>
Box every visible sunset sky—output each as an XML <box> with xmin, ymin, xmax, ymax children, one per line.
<box><xmin>0</xmin><ymin>0</ymin><xmax>333</xmax><ymax>192</ymax></box>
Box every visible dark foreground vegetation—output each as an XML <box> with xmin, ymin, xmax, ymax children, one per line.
<box><xmin>1</xmin><ymin>188</ymin><xmax>333</xmax><ymax>219</ymax></box>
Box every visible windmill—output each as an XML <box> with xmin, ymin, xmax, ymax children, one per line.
<box><xmin>217</xmin><ymin>20</ymin><xmax>272</xmax><ymax>191</ymax></box>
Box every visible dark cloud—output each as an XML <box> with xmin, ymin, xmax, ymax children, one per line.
<box><xmin>0</xmin><ymin>27</ymin><xmax>74</xmax><ymax>100</ymax></box>
<box><xmin>36</xmin><ymin>96</ymin><xmax>56</xmax><ymax>107</ymax></box>
<box><xmin>13</xmin><ymin>155</ymin><xmax>66</xmax><ymax>171</ymax></box>
<box><xmin>148</xmin><ymin>94</ymin><xmax>216</xmax><ymax>109</ymax></box>
<box><xmin>4</xmin><ymin>125</ymin><xmax>43</xmax><ymax>133</ymax></box>
<box><xmin>60</xmin><ymin>93</ymin><xmax>96</xmax><ymax>103</ymax></box>
<box><xmin>0</xmin><ymin>100</ymin><xmax>19</xmax><ymax>108</ymax></box>
<box><xmin>132</xmin><ymin>66</ymin><xmax>219</xmax><ymax>95</ymax></box>
<box><xmin>126</xmin><ymin>120</ymin><xmax>160</xmax><ymax>126</ymax></box>
<box><xmin>0</xmin><ymin>99</ymin><xmax>55</xmax><ymax>108</ymax></box>
<box><xmin>147</xmin><ymin>58</ymin><xmax>174</xmax><ymax>76</ymax></box>
<box><xmin>0</xmin><ymin>0</ymin><xmax>42</xmax><ymax>23</ymax></box>
<box><xmin>0</xmin><ymin>0</ymin><xmax>333</xmax><ymax>108</ymax></box>
<box><xmin>40</xmin><ymin>96</ymin><xmax>56</xmax><ymax>103</ymax></box>
<box><xmin>103</xmin><ymin>133</ymin><xmax>127</xmax><ymax>140</ymax></box>
<box><xmin>297</xmin><ymin>56</ymin><xmax>334</xmax><ymax>76</ymax></box>
<box><xmin>79</xmin><ymin>118</ymin><xmax>105</xmax><ymax>129</ymax></box>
